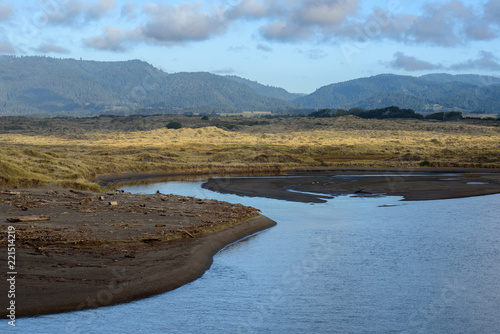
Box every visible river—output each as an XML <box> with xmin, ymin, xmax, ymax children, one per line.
<box><xmin>4</xmin><ymin>177</ymin><xmax>500</xmax><ymax>333</ymax></box>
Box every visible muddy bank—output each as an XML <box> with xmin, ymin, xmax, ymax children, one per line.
<box><xmin>202</xmin><ymin>170</ymin><xmax>500</xmax><ymax>202</ymax></box>
<box><xmin>0</xmin><ymin>188</ymin><xmax>276</xmax><ymax>317</ymax></box>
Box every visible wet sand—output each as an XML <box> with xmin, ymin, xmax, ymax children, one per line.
<box><xmin>0</xmin><ymin>187</ymin><xmax>275</xmax><ymax>317</ymax></box>
<box><xmin>202</xmin><ymin>168</ymin><xmax>500</xmax><ymax>202</ymax></box>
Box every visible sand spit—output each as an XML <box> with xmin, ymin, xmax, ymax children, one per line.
<box><xmin>203</xmin><ymin>169</ymin><xmax>500</xmax><ymax>202</ymax></box>
<box><xmin>0</xmin><ymin>187</ymin><xmax>276</xmax><ymax>317</ymax></box>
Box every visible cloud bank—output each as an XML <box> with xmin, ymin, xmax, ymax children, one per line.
<box><xmin>76</xmin><ymin>0</ymin><xmax>500</xmax><ymax>51</ymax></box>
<box><xmin>41</xmin><ymin>0</ymin><xmax>116</xmax><ymax>26</ymax></box>
<box><xmin>390</xmin><ymin>51</ymin><xmax>500</xmax><ymax>72</ymax></box>
<box><xmin>2</xmin><ymin>0</ymin><xmax>499</xmax><ymax>68</ymax></box>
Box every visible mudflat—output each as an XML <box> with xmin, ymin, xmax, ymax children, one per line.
<box><xmin>202</xmin><ymin>168</ymin><xmax>500</xmax><ymax>202</ymax></box>
<box><xmin>0</xmin><ymin>187</ymin><xmax>276</xmax><ymax>317</ymax></box>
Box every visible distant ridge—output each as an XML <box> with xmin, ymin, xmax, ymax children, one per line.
<box><xmin>225</xmin><ymin>75</ymin><xmax>305</xmax><ymax>101</ymax></box>
<box><xmin>0</xmin><ymin>56</ymin><xmax>298</xmax><ymax>116</ymax></box>
<box><xmin>1</xmin><ymin>56</ymin><xmax>499</xmax><ymax>117</ymax></box>
<box><xmin>293</xmin><ymin>73</ymin><xmax>500</xmax><ymax>113</ymax></box>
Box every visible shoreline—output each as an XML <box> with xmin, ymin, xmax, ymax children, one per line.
<box><xmin>96</xmin><ymin>166</ymin><xmax>500</xmax><ymax>184</ymax></box>
<box><xmin>98</xmin><ymin>167</ymin><xmax>500</xmax><ymax>203</ymax></box>
<box><xmin>0</xmin><ymin>188</ymin><xmax>276</xmax><ymax>317</ymax></box>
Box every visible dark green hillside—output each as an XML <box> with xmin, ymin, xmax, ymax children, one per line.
<box><xmin>293</xmin><ymin>73</ymin><xmax>500</xmax><ymax>113</ymax></box>
<box><xmin>160</xmin><ymin>72</ymin><xmax>297</xmax><ymax>110</ymax></box>
<box><xmin>293</xmin><ymin>74</ymin><xmax>430</xmax><ymax>108</ymax></box>
<box><xmin>0</xmin><ymin>56</ymin><xmax>297</xmax><ymax>116</ymax></box>
<box><xmin>225</xmin><ymin>75</ymin><xmax>305</xmax><ymax>101</ymax></box>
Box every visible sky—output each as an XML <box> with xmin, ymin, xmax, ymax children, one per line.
<box><xmin>0</xmin><ymin>0</ymin><xmax>499</xmax><ymax>93</ymax></box>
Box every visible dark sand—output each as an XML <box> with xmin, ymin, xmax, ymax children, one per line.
<box><xmin>0</xmin><ymin>188</ymin><xmax>275</xmax><ymax>317</ymax></box>
<box><xmin>202</xmin><ymin>168</ymin><xmax>500</xmax><ymax>203</ymax></box>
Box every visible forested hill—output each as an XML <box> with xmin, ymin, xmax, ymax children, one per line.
<box><xmin>3</xmin><ymin>56</ymin><xmax>499</xmax><ymax>117</ymax></box>
<box><xmin>225</xmin><ymin>75</ymin><xmax>305</xmax><ymax>101</ymax></box>
<box><xmin>293</xmin><ymin>73</ymin><xmax>500</xmax><ymax>113</ymax></box>
<box><xmin>0</xmin><ymin>56</ymin><xmax>298</xmax><ymax>116</ymax></box>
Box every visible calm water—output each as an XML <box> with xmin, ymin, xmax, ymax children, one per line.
<box><xmin>3</xmin><ymin>178</ymin><xmax>500</xmax><ymax>334</ymax></box>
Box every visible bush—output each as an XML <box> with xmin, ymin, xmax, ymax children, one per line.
<box><xmin>166</xmin><ymin>121</ymin><xmax>182</xmax><ymax>129</ymax></box>
<box><xmin>419</xmin><ymin>160</ymin><xmax>431</xmax><ymax>167</ymax></box>
<box><xmin>201</xmin><ymin>115</ymin><xmax>209</xmax><ymax>120</ymax></box>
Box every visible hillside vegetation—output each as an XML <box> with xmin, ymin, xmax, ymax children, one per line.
<box><xmin>2</xmin><ymin>56</ymin><xmax>500</xmax><ymax>117</ymax></box>
<box><xmin>0</xmin><ymin>56</ymin><xmax>297</xmax><ymax>116</ymax></box>
<box><xmin>294</xmin><ymin>74</ymin><xmax>500</xmax><ymax>113</ymax></box>
<box><xmin>1</xmin><ymin>115</ymin><xmax>498</xmax><ymax>190</ymax></box>
<box><xmin>225</xmin><ymin>75</ymin><xmax>305</xmax><ymax>101</ymax></box>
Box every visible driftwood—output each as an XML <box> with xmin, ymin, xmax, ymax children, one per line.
<box><xmin>0</xmin><ymin>191</ymin><xmax>21</xmax><ymax>196</ymax></box>
<box><xmin>7</xmin><ymin>215</ymin><xmax>50</xmax><ymax>223</ymax></box>
<box><xmin>176</xmin><ymin>229</ymin><xmax>195</xmax><ymax>238</ymax></box>
<box><xmin>108</xmin><ymin>201</ymin><xmax>118</xmax><ymax>206</ymax></box>
<box><xmin>69</xmin><ymin>190</ymin><xmax>87</xmax><ymax>195</ymax></box>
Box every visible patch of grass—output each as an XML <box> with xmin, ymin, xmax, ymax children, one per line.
<box><xmin>1</xmin><ymin>116</ymin><xmax>499</xmax><ymax>190</ymax></box>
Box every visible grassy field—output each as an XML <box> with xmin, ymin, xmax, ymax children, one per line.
<box><xmin>1</xmin><ymin>115</ymin><xmax>499</xmax><ymax>190</ymax></box>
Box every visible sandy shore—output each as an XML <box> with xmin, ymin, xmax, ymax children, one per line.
<box><xmin>202</xmin><ymin>168</ymin><xmax>500</xmax><ymax>202</ymax></box>
<box><xmin>0</xmin><ymin>187</ymin><xmax>276</xmax><ymax>317</ymax></box>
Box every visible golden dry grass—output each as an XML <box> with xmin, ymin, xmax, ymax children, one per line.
<box><xmin>1</xmin><ymin>116</ymin><xmax>499</xmax><ymax>189</ymax></box>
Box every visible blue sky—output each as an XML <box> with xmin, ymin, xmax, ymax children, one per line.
<box><xmin>0</xmin><ymin>0</ymin><xmax>499</xmax><ymax>93</ymax></box>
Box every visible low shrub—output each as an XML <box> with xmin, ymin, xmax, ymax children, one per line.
<box><xmin>166</xmin><ymin>121</ymin><xmax>182</xmax><ymax>129</ymax></box>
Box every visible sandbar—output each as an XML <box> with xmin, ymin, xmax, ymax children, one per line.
<box><xmin>202</xmin><ymin>168</ymin><xmax>500</xmax><ymax>202</ymax></box>
<box><xmin>0</xmin><ymin>187</ymin><xmax>275</xmax><ymax>317</ymax></box>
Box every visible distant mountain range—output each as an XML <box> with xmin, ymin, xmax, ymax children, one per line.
<box><xmin>0</xmin><ymin>56</ymin><xmax>499</xmax><ymax>117</ymax></box>
<box><xmin>0</xmin><ymin>56</ymin><xmax>298</xmax><ymax>116</ymax></box>
<box><xmin>225</xmin><ymin>75</ymin><xmax>305</xmax><ymax>101</ymax></box>
<box><xmin>294</xmin><ymin>73</ymin><xmax>500</xmax><ymax>114</ymax></box>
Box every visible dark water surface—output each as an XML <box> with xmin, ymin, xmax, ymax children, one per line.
<box><xmin>4</xmin><ymin>178</ymin><xmax>500</xmax><ymax>334</ymax></box>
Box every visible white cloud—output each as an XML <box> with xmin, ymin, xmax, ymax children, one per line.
<box><xmin>387</xmin><ymin>51</ymin><xmax>500</xmax><ymax>72</ymax></box>
<box><xmin>85</xmin><ymin>2</ymin><xmax>232</xmax><ymax>51</ymax></box>
<box><xmin>389</xmin><ymin>52</ymin><xmax>442</xmax><ymax>71</ymax></box>
<box><xmin>34</xmin><ymin>43</ymin><xmax>70</xmax><ymax>54</ymax></box>
<box><xmin>246</xmin><ymin>0</ymin><xmax>500</xmax><ymax>46</ymax></box>
<box><xmin>76</xmin><ymin>0</ymin><xmax>500</xmax><ymax>51</ymax></box>
<box><xmin>260</xmin><ymin>21</ymin><xmax>313</xmax><ymax>42</ymax></box>
<box><xmin>138</xmin><ymin>2</ymin><xmax>228</xmax><ymax>44</ymax></box>
<box><xmin>84</xmin><ymin>26</ymin><xmax>128</xmax><ymax>51</ymax></box>
<box><xmin>42</xmin><ymin>0</ymin><xmax>116</xmax><ymax>26</ymax></box>
<box><xmin>449</xmin><ymin>51</ymin><xmax>500</xmax><ymax>71</ymax></box>
<box><xmin>295</xmin><ymin>0</ymin><xmax>360</xmax><ymax>26</ymax></box>
<box><xmin>226</xmin><ymin>0</ymin><xmax>274</xmax><ymax>20</ymax></box>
